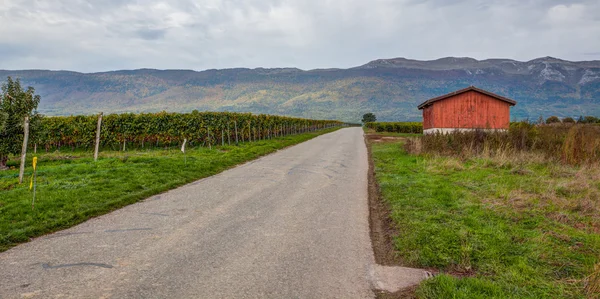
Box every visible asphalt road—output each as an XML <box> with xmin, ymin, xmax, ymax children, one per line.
<box><xmin>0</xmin><ymin>127</ymin><xmax>380</xmax><ymax>298</ymax></box>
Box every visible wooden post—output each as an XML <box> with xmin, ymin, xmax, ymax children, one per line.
<box><xmin>234</xmin><ymin>121</ymin><xmax>239</xmax><ymax>145</ymax></box>
<box><xmin>18</xmin><ymin>116</ymin><xmax>29</xmax><ymax>184</ymax></box>
<box><xmin>207</xmin><ymin>126</ymin><xmax>211</xmax><ymax>150</ymax></box>
<box><xmin>94</xmin><ymin>112</ymin><xmax>102</xmax><ymax>161</ymax></box>
<box><xmin>227</xmin><ymin>123</ymin><xmax>231</xmax><ymax>145</ymax></box>
<box><xmin>221</xmin><ymin>129</ymin><xmax>225</xmax><ymax>146</ymax></box>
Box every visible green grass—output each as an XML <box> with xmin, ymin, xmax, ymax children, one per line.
<box><xmin>370</xmin><ymin>138</ymin><xmax>600</xmax><ymax>298</ymax></box>
<box><xmin>0</xmin><ymin>128</ymin><xmax>338</xmax><ymax>252</ymax></box>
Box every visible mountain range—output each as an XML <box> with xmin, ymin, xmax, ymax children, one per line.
<box><xmin>1</xmin><ymin>56</ymin><xmax>599</xmax><ymax>122</ymax></box>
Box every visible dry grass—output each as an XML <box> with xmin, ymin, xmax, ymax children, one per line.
<box><xmin>405</xmin><ymin>123</ymin><xmax>600</xmax><ymax>166</ymax></box>
<box><xmin>587</xmin><ymin>262</ymin><xmax>600</xmax><ymax>298</ymax></box>
<box><xmin>477</xmin><ymin>162</ymin><xmax>600</xmax><ymax>234</ymax></box>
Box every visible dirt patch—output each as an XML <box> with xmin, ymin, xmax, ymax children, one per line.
<box><xmin>374</xmin><ymin>285</ymin><xmax>418</xmax><ymax>299</ymax></box>
<box><xmin>366</xmin><ymin>135</ymin><xmax>407</xmax><ymax>143</ymax></box>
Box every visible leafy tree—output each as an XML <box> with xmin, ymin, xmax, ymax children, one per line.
<box><xmin>0</xmin><ymin>77</ymin><xmax>41</xmax><ymax>169</ymax></box>
<box><xmin>361</xmin><ymin>113</ymin><xmax>377</xmax><ymax>123</ymax></box>
<box><xmin>546</xmin><ymin>116</ymin><xmax>561</xmax><ymax>124</ymax></box>
<box><xmin>562</xmin><ymin>117</ymin><xmax>575</xmax><ymax>124</ymax></box>
<box><xmin>583</xmin><ymin>116</ymin><xmax>600</xmax><ymax>124</ymax></box>
<box><xmin>0</xmin><ymin>111</ymin><xmax>7</xmax><ymax>131</ymax></box>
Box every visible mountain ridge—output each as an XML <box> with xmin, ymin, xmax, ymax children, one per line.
<box><xmin>1</xmin><ymin>56</ymin><xmax>599</xmax><ymax>122</ymax></box>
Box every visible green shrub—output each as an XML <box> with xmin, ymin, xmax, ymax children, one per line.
<box><xmin>365</xmin><ymin>122</ymin><xmax>423</xmax><ymax>134</ymax></box>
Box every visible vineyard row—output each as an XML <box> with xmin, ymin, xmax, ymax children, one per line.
<box><xmin>28</xmin><ymin>111</ymin><xmax>344</xmax><ymax>152</ymax></box>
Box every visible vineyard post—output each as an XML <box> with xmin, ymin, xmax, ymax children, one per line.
<box><xmin>207</xmin><ymin>126</ymin><xmax>212</xmax><ymax>150</ymax></box>
<box><xmin>18</xmin><ymin>116</ymin><xmax>30</xmax><ymax>184</ymax></box>
<box><xmin>94</xmin><ymin>112</ymin><xmax>103</xmax><ymax>161</ymax></box>
<box><xmin>221</xmin><ymin>129</ymin><xmax>224</xmax><ymax>146</ymax></box>
<box><xmin>227</xmin><ymin>123</ymin><xmax>231</xmax><ymax>145</ymax></box>
<box><xmin>181</xmin><ymin>138</ymin><xmax>187</xmax><ymax>166</ymax></box>
<box><xmin>234</xmin><ymin>121</ymin><xmax>239</xmax><ymax>145</ymax></box>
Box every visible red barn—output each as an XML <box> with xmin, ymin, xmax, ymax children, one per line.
<box><xmin>418</xmin><ymin>86</ymin><xmax>516</xmax><ymax>134</ymax></box>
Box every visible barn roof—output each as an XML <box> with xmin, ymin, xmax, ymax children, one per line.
<box><xmin>417</xmin><ymin>86</ymin><xmax>517</xmax><ymax>110</ymax></box>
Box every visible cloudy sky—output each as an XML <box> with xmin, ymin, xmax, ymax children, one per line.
<box><xmin>1</xmin><ymin>0</ymin><xmax>599</xmax><ymax>72</ymax></box>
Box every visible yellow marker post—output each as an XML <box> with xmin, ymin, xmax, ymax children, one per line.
<box><xmin>30</xmin><ymin>157</ymin><xmax>37</xmax><ymax>210</ymax></box>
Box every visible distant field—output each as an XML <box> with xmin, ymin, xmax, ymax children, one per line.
<box><xmin>0</xmin><ymin>128</ymin><xmax>339</xmax><ymax>252</ymax></box>
<box><xmin>368</xmin><ymin>129</ymin><xmax>600</xmax><ymax>298</ymax></box>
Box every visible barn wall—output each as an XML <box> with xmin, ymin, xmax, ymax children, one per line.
<box><xmin>422</xmin><ymin>106</ymin><xmax>434</xmax><ymax>129</ymax></box>
<box><xmin>431</xmin><ymin>91</ymin><xmax>511</xmax><ymax>129</ymax></box>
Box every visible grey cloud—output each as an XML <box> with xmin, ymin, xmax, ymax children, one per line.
<box><xmin>0</xmin><ymin>0</ymin><xmax>598</xmax><ymax>72</ymax></box>
<box><xmin>135</xmin><ymin>28</ymin><xmax>167</xmax><ymax>40</ymax></box>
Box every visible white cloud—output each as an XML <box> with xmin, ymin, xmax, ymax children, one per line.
<box><xmin>546</xmin><ymin>4</ymin><xmax>586</xmax><ymax>24</ymax></box>
<box><xmin>0</xmin><ymin>0</ymin><xmax>598</xmax><ymax>72</ymax></box>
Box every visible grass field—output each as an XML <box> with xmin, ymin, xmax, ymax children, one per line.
<box><xmin>0</xmin><ymin>128</ymin><xmax>338</xmax><ymax>252</ymax></box>
<box><xmin>369</xmin><ymin>133</ymin><xmax>600</xmax><ymax>298</ymax></box>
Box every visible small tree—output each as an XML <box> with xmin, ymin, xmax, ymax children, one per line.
<box><xmin>583</xmin><ymin>116</ymin><xmax>600</xmax><ymax>124</ymax></box>
<box><xmin>362</xmin><ymin>113</ymin><xmax>377</xmax><ymax>123</ymax></box>
<box><xmin>536</xmin><ymin>115</ymin><xmax>545</xmax><ymax>125</ymax></box>
<box><xmin>0</xmin><ymin>77</ymin><xmax>41</xmax><ymax>169</ymax></box>
<box><xmin>562</xmin><ymin>117</ymin><xmax>576</xmax><ymax>124</ymax></box>
<box><xmin>546</xmin><ymin>116</ymin><xmax>561</xmax><ymax>124</ymax></box>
